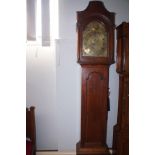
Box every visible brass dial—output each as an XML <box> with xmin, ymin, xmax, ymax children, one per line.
<box><xmin>82</xmin><ymin>21</ymin><xmax>108</xmax><ymax>57</ymax></box>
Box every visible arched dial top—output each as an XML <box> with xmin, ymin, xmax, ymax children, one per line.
<box><xmin>82</xmin><ymin>21</ymin><xmax>108</xmax><ymax>57</ymax></box>
<box><xmin>77</xmin><ymin>0</ymin><xmax>115</xmax><ymax>65</ymax></box>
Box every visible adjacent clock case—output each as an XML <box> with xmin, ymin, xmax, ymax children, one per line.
<box><xmin>116</xmin><ymin>22</ymin><xmax>129</xmax><ymax>74</ymax></box>
<box><xmin>77</xmin><ymin>1</ymin><xmax>115</xmax><ymax>65</ymax></box>
<box><xmin>112</xmin><ymin>22</ymin><xmax>129</xmax><ymax>155</ymax></box>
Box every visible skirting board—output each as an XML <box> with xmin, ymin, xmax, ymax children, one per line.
<box><xmin>36</xmin><ymin>152</ymin><xmax>76</xmax><ymax>155</ymax></box>
<box><xmin>36</xmin><ymin>150</ymin><xmax>113</xmax><ymax>155</ymax></box>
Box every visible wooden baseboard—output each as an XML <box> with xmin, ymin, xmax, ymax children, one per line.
<box><xmin>37</xmin><ymin>150</ymin><xmax>58</xmax><ymax>152</ymax></box>
<box><xmin>36</xmin><ymin>151</ymin><xmax>76</xmax><ymax>155</ymax></box>
<box><xmin>36</xmin><ymin>149</ymin><xmax>113</xmax><ymax>155</ymax></box>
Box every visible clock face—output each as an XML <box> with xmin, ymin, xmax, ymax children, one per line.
<box><xmin>82</xmin><ymin>21</ymin><xmax>108</xmax><ymax>57</ymax></box>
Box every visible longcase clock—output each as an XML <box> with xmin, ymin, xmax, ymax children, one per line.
<box><xmin>112</xmin><ymin>22</ymin><xmax>129</xmax><ymax>155</ymax></box>
<box><xmin>76</xmin><ymin>1</ymin><xmax>115</xmax><ymax>155</ymax></box>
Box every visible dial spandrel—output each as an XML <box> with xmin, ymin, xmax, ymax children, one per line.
<box><xmin>82</xmin><ymin>21</ymin><xmax>108</xmax><ymax>57</ymax></box>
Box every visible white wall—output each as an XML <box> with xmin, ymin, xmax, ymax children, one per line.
<box><xmin>26</xmin><ymin>0</ymin><xmax>129</xmax><ymax>151</ymax></box>
<box><xmin>26</xmin><ymin>43</ymin><xmax>58</xmax><ymax>150</ymax></box>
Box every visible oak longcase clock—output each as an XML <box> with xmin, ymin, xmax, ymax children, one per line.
<box><xmin>76</xmin><ymin>1</ymin><xmax>115</xmax><ymax>155</ymax></box>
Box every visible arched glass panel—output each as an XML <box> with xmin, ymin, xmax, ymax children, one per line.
<box><xmin>82</xmin><ymin>21</ymin><xmax>107</xmax><ymax>57</ymax></box>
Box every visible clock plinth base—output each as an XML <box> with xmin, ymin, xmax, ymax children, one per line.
<box><xmin>76</xmin><ymin>142</ymin><xmax>110</xmax><ymax>155</ymax></box>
